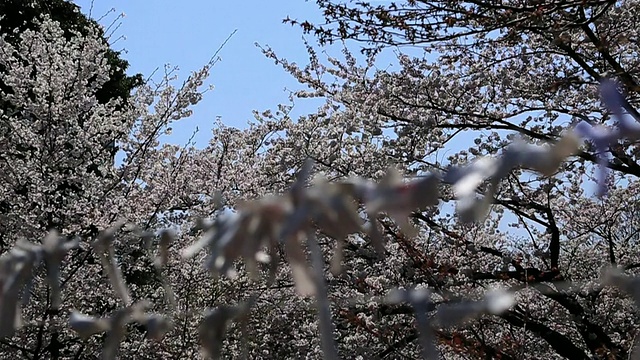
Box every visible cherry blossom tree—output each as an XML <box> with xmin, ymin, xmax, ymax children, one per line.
<box><xmin>248</xmin><ymin>0</ymin><xmax>640</xmax><ymax>358</ymax></box>
<box><xmin>3</xmin><ymin>1</ymin><xmax>640</xmax><ymax>359</ymax></box>
<box><xmin>0</xmin><ymin>11</ymin><xmax>227</xmax><ymax>358</ymax></box>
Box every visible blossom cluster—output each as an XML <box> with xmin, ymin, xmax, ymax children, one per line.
<box><xmin>3</xmin><ymin>4</ymin><xmax>640</xmax><ymax>359</ymax></box>
<box><xmin>2</xmin><ymin>77</ymin><xmax>639</xmax><ymax>358</ymax></box>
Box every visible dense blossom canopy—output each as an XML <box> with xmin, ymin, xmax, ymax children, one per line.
<box><xmin>2</xmin><ymin>0</ymin><xmax>640</xmax><ymax>359</ymax></box>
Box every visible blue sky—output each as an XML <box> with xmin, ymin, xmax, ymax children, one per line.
<box><xmin>69</xmin><ymin>1</ymin><xmax>574</xmax><ymax>235</ymax></box>
<box><xmin>72</xmin><ymin>0</ymin><xmax>331</xmax><ymax>147</ymax></box>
